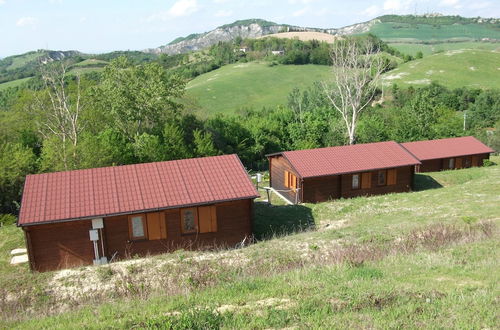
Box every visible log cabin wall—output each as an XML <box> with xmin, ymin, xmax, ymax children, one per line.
<box><xmin>302</xmin><ymin>176</ymin><xmax>340</xmax><ymax>203</ymax></box>
<box><xmin>23</xmin><ymin>220</ymin><xmax>94</xmax><ymax>272</ymax></box>
<box><xmin>418</xmin><ymin>153</ymin><xmax>490</xmax><ymax>173</ymax></box>
<box><xmin>340</xmin><ymin>166</ymin><xmax>414</xmax><ymax>199</ymax></box>
<box><xmin>104</xmin><ymin>199</ymin><xmax>253</xmax><ymax>260</ymax></box>
<box><xmin>269</xmin><ymin>155</ymin><xmax>301</xmax><ymax>203</ymax></box>
<box><xmin>24</xmin><ymin>199</ymin><xmax>253</xmax><ymax>272</ymax></box>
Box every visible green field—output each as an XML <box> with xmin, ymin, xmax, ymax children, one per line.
<box><xmin>0</xmin><ymin>77</ymin><xmax>32</xmax><ymax>91</ymax></box>
<box><xmin>1</xmin><ymin>157</ymin><xmax>499</xmax><ymax>328</ymax></box>
<box><xmin>389</xmin><ymin>42</ymin><xmax>500</xmax><ymax>56</ymax></box>
<box><xmin>382</xmin><ymin>49</ymin><xmax>500</xmax><ymax>89</ymax></box>
<box><xmin>371</xmin><ymin>22</ymin><xmax>500</xmax><ymax>43</ymax></box>
<box><xmin>184</xmin><ymin>62</ymin><xmax>331</xmax><ymax>116</ymax></box>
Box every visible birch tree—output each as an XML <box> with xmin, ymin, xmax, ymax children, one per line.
<box><xmin>322</xmin><ymin>37</ymin><xmax>387</xmax><ymax>145</ymax></box>
<box><xmin>33</xmin><ymin>63</ymin><xmax>85</xmax><ymax>170</ymax></box>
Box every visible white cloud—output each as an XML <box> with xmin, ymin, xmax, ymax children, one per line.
<box><xmin>168</xmin><ymin>0</ymin><xmax>199</xmax><ymax>17</ymax></box>
<box><xmin>214</xmin><ymin>9</ymin><xmax>233</xmax><ymax>17</ymax></box>
<box><xmin>16</xmin><ymin>17</ymin><xmax>38</xmax><ymax>27</ymax></box>
<box><xmin>79</xmin><ymin>16</ymin><xmax>87</xmax><ymax>23</ymax></box>
<box><xmin>362</xmin><ymin>5</ymin><xmax>381</xmax><ymax>17</ymax></box>
<box><xmin>467</xmin><ymin>1</ymin><xmax>491</xmax><ymax>9</ymax></box>
<box><xmin>289</xmin><ymin>0</ymin><xmax>315</xmax><ymax>4</ymax></box>
<box><xmin>439</xmin><ymin>0</ymin><xmax>459</xmax><ymax>5</ymax></box>
<box><xmin>213</xmin><ymin>0</ymin><xmax>229</xmax><ymax>3</ymax></box>
<box><xmin>384</xmin><ymin>0</ymin><xmax>402</xmax><ymax>11</ymax></box>
<box><xmin>0</xmin><ymin>0</ymin><xmax>5</xmax><ymax>5</ymax></box>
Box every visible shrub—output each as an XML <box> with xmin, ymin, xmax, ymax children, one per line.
<box><xmin>483</xmin><ymin>159</ymin><xmax>495</xmax><ymax>167</ymax></box>
<box><xmin>0</xmin><ymin>214</ymin><xmax>17</xmax><ymax>226</ymax></box>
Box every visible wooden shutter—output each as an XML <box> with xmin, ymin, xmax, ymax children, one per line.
<box><xmin>291</xmin><ymin>173</ymin><xmax>297</xmax><ymax>191</ymax></box>
<box><xmin>199</xmin><ymin>206</ymin><xmax>217</xmax><ymax>233</ymax></box>
<box><xmin>387</xmin><ymin>169</ymin><xmax>397</xmax><ymax>185</ymax></box>
<box><xmin>455</xmin><ymin>158</ymin><xmax>463</xmax><ymax>169</ymax></box>
<box><xmin>361</xmin><ymin>172</ymin><xmax>371</xmax><ymax>189</ymax></box>
<box><xmin>147</xmin><ymin>212</ymin><xmax>166</xmax><ymax>240</ymax></box>
<box><xmin>471</xmin><ymin>156</ymin><xmax>479</xmax><ymax>167</ymax></box>
<box><xmin>284</xmin><ymin>171</ymin><xmax>290</xmax><ymax>188</ymax></box>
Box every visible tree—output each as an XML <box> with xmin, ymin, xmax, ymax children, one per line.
<box><xmin>193</xmin><ymin>129</ymin><xmax>218</xmax><ymax>157</ymax></box>
<box><xmin>322</xmin><ymin>37</ymin><xmax>387</xmax><ymax>145</ymax></box>
<box><xmin>31</xmin><ymin>63</ymin><xmax>86</xmax><ymax>170</ymax></box>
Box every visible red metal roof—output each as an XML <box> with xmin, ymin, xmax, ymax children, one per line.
<box><xmin>401</xmin><ymin>136</ymin><xmax>494</xmax><ymax>161</ymax></box>
<box><xmin>19</xmin><ymin>154</ymin><xmax>258</xmax><ymax>226</ymax></box>
<box><xmin>273</xmin><ymin>141</ymin><xmax>420</xmax><ymax>178</ymax></box>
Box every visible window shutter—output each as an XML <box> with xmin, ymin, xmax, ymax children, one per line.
<box><xmin>284</xmin><ymin>171</ymin><xmax>290</xmax><ymax>188</ymax></box>
<box><xmin>210</xmin><ymin>206</ymin><xmax>217</xmax><ymax>232</ymax></box>
<box><xmin>387</xmin><ymin>169</ymin><xmax>397</xmax><ymax>185</ymax></box>
<box><xmin>147</xmin><ymin>212</ymin><xmax>164</xmax><ymax>240</ymax></box>
<box><xmin>361</xmin><ymin>172</ymin><xmax>371</xmax><ymax>189</ymax></box>
<box><xmin>455</xmin><ymin>158</ymin><xmax>463</xmax><ymax>169</ymax></box>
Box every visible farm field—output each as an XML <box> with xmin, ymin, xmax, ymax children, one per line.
<box><xmin>0</xmin><ymin>77</ymin><xmax>32</xmax><ymax>91</ymax></box>
<box><xmin>184</xmin><ymin>62</ymin><xmax>331</xmax><ymax>116</ymax></box>
<box><xmin>389</xmin><ymin>41</ymin><xmax>500</xmax><ymax>56</ymax></box>
<box><xmin>370</xmin><ymin>22</ymin><xmax>500</xmax><ymax>42</ymax></box>
<box><xmin>2</xmin><ymin>157</ymin><xmax>499</xmax><ymax>329</ymax></box>
<box><xmin>382</xmin><ymin>49</ymin><xmax>500</xmax><ymax>89</ymax></box>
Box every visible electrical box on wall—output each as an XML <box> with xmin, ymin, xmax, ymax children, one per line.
<box><xmin>89</xmin><ymin>229</ymin><xmax>99</xmax><ymax>241</ymax></box>
<box><xmin>92</xmin><ymin>218</ymin><xmax>104</xmax><ymax>229</ymax></box>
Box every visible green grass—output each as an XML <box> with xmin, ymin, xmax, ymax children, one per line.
<box><xmin>382</xmin><ymin>49</ymin><xmax>500</xmax><ymax>89</ymax></box>
<box><xmin>4</xmin><ymin>52</ymin><xmax>43</xmax><ymax>70</ymax></box>
<box><xmin>0</xmin><ymin>77</ymin><xmax>32</xmax><ymax>91</ymax></box>
<box><xmin>370</xmin><ymin>22</ymin><xmax>500</xmax><ymax>43</ymax></box>
<box><xmin>1</xmin><ymin>157</ymin><xmax>499</xmax><ymax>328</ymax></box>
<box><xmin>184</xmin><ymin>62</ymin><xmax>331</xmax><ymax>116</ymax></box>
<box><xmin>71</xmin><ymin>58</ymin><xmax>108</xmax><ymax>67</ymax></box>
<box><xmin>389</xmin><ymin>42</ymin><xmax>500</xmax><ymax>56</ymax></box>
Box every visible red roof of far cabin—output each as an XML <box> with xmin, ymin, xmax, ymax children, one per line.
<box><xmin>270</xmin><ymin>141</ymin><xmax>420</xmax><ymax>178</ymax></box>
<box><xmin>18</xmin><ymin>154</ymin><xmax>259</xmax><ymax>226</ymax></box>
<box><xmin>401</xmin><ymin>136</ymin><xmax>494</xmax><ymax>161</ymax></box>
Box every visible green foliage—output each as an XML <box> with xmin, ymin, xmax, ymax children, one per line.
<box><xmin>132</xmin><ymin>133</ymin><xmax>165</xmax><ymax>163</ymax></box>
<box><xmin>0</xmin><ymin>214</ymin><xmax>17</xmax><ymax>226</ymax></box>
<box><xmin>0</xmin><ymin>143</ymin><xmax>36</xmax><ymax>213</ymax></box>
<box><xmin>138</xmin><ymin>308</ymin><xmax>224</xmax><ymax>329</ymax></box>
<box><xmin>193</xmin><ymin>129</ymin><xmax>219</xmax><ymax>157</ymax></box>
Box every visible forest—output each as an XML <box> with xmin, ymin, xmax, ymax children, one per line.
<box><xmin>0</xmin><ymin>36</ymin><xmax>498</xmax><ymax>219</ymax></box>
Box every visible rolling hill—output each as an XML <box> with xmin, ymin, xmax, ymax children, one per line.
<box><xmin>382</xmin><ymin>49</ymin><xmax>500</xmax><ymax>89</ymax></box>
<box><xmin>184</xmin><ymin>62</ymin><xmax>331</xmax><ymax>116</ymax></box>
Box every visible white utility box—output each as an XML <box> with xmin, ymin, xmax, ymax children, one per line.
<box><xmin>89</xmin><ymin>229</ymin><xmax>99</xmax><ymax>241</ymax></box>
<box><xmin>92</xmin><ymin>218</ymin><xmax>104</xmax><ymax>229</ymax></box>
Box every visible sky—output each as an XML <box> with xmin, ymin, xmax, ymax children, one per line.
<box><xmin>1</xmin><ymin>0</ymin><xmax>499</xmax><ymax>57</ymax></box>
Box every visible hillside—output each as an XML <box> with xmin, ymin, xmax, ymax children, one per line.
<box><xmin>184</xmin><ymin>62</ymin><xmax>331</xmax><ymax>116</ymax></box>
<box><xmin>1</xmin><ymin>159</ymin><xmax>499</xmax><ymax>328</ymax></box>
<box><xmin>382</xmin><ymin>49</ymin><xmax>500</xmax><ymax>89</ymax></box>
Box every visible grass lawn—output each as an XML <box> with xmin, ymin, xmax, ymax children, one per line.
<box><xmin>381</xmin><ymin>49</ymin><xmax>500</xmax><ymax>89</ymax></box>
<box><xmin>0</xmin><ymin>77</ymin><xmax>32</xmax><ymax>91</ymax></box>
<box><xmin>1</xmin><ymin>157</ymin><xmax>499</xmax><ymax>328</ymax></box>
<box><xmin>184</xmin><ymin>62</ymin><xmax>331</xmax><ymax>117</ymax></box>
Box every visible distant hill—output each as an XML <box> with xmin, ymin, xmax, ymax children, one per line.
<box><xmin>184</xmin><ymin>62</ymin><xmax>331</xmax><ymax>116</ymax></box>
<box><xmin>381</xmin><ymin>49</ymin><xmax>500</xmax><ymax>89</ymax></box>
<box><xmin>148</xmin><ymin>15</ymin><xmax>500</xmax><ymax>55</ymax></box>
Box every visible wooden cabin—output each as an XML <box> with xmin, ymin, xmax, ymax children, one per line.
<box><xmin>401</xmin><ymin>136</ymin><xmax>494</xmax><ymax>173</ymax></box>
<box><xmin>267</xmin><ymin>141</ymin><xmax>421</xmax><ymax>204</ymax></box>
<box><xmin>17</xmin><ymin>155</ymin><xmax>259</xmax><ymax>272</ymax></box>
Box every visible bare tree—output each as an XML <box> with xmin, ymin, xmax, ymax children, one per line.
<box><xmin>33</xmin><ymin>63</ymin><xmax>85</xmax><ymax>170</ymax></box>
<box><xmin>322</xmin><ymin>37</ymin><xmax>387</xmax><ymax>145</ymax></box>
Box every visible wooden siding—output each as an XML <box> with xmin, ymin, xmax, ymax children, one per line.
<box><xmin>418</xmin><ymin>153</ymin><xmax>490</xmax><ymax>173</ymax></box>
<box><xmin>340</xmin><ymin>166</ymin><xmax>413</xmax><ymax>199</ymax></box>
<box><xmin>269</xmin><ymin>156</ymin><xmax>301</xmax><ymax>203</ymax></box>
<box><xmin>301</xmin><ymin>166</ymin><xmax>414</xmax><ymax>203</ymax></box>
<box><xmin>24</xmin><ymin>220</ymin><xmax>94</xmax><ymax>272</ymax></box>
<box><xmin>25</xmin><ymin>199</ymin><xmax>253</xmax><ymax>272</ymax></box>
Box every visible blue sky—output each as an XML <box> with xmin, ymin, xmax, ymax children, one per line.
<box><xmin>1</xmin><ymin>0</ymin><xmax>499</xmax><ymax>57</ymax></box>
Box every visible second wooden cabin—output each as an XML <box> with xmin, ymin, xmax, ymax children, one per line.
<box><xmin>267</xmin><ymin>141</ymin><xmax>421</xmax><ymax>204</ymax></box>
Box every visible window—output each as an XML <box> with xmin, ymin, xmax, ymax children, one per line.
<box><xmin>448</xmin><ymin>158</ymin><xmax>455</xmax><ymax>169</ymax></box>
<box><xmin>377</xmin><ymin>170</ymin><xmax>386</xmax><ymax>186</ymax></box>
<box><xmin>284</xmin><ymin>171</ymin><xmax>298</xmax><ymax>191</ymax></box>
<box><xmin>181</xmin><ymin>208</ymin><xmax>198</xmax><ymax>234</ymax></box>
<box><xmin>361</xmin><ymin>172</ymin><xmax>372</xmax><ymax>189</ymax></box>
<box><xmin>387</xmin><ymin>169</ymin><xmax>397</xmax><ymax>185</ymax></box>
<box><xmin>352</xmin><ymin>174</ymin><xmax>360</xmax><ymax>189</ymax></box>
<box><xmin>128</xmin><ymin>214</ymin><xmax>147</xmax><ymax>240</ymax></box>
<box><xmin>198</xmin><ymin>206</ymin><xmax>217</xmax><ymax>233</ymax></box>
<box><xmin>464</xmin><ymin>157</ymin><xmax>471</xmax><ymax>168</ymax></box>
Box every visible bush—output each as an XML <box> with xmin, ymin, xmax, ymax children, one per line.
<box><xmin>0</xmin><ymin>214</ymin><xmax>17</xmax><ymax>226</ymax></box>
<box><xmin>482</xmin><ymin>159</ymin><xmax>495</xmax><ymax>167</ymax></box>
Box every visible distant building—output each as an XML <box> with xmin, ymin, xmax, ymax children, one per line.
<box><xmin>401</xmin><ymin>136</ymin><xmax>494</xmax><ymax>172</ymax></box>
<box><xmin>267</xmin><ymin>141</ymin><xmax>420</xmax><ymax>204</ymax></box>
<box><xmin>271</xmin><ymin>50</ymin><xmax>285</xmax><ymax>56</ymax></box>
